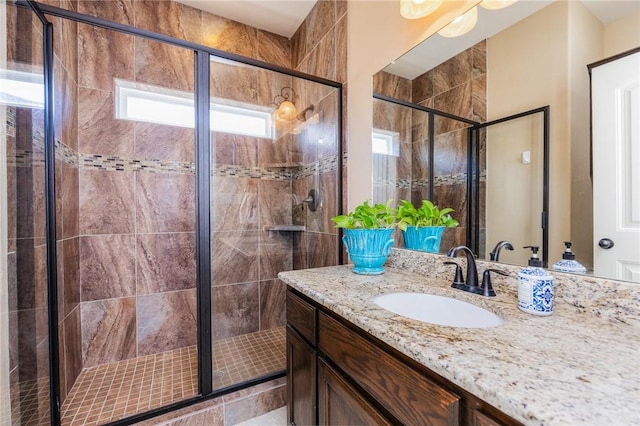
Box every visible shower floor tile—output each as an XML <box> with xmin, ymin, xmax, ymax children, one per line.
<box><xmin>61</xmin><ymin>327</ymin><xmax>285</xmax><ymax>426</ymax></box>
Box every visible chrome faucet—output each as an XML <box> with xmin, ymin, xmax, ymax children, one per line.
<box><xmin>447</xmin><ymin>246</ymin><xmax>479</xmax><ymax>289</ymax></box>
<box><xmin>489</xmin><ymin>240</ymin><xmax>514</xmax><ymax>262</ymax></box>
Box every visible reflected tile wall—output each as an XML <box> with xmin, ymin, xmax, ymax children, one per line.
<box><xmin>373</xmin><ymin>71</ymin><xmax>412</xmax><ymax>101</ymax></box>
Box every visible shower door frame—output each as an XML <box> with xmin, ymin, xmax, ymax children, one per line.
<box><xmin>18</xmin><ymin>1</ymin><xmax>344</xmax><ymax>424</ymax></box>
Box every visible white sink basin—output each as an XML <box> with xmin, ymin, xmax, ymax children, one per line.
<box><xmin>373</xmin><ymin>292</ymin><xmax>504</xmax><ymax>328</ymax></box>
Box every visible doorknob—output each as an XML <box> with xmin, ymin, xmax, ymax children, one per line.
<box><xmin>598</xmin><ymin>238</ymin><xmax>615</xmax><ymax>249</ymax></box>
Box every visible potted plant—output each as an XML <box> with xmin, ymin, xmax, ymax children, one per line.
<box><xmin>396</xmin><ymin>200</ymin><xmax>459</xmax><ymax>253</ymax></box>
<box><xmin>332</xmin><ymin>200</ymin><xmax>396</xmax><ymax>275</ymax></box>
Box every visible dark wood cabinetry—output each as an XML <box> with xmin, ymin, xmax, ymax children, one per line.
<box><xmin>286</xmin><ymin>288</ymin><xmax>522</xmax><ymax>426</ymax></box>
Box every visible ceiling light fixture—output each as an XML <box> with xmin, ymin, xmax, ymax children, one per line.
<box><xmin>400</xmin><ymin>0</ymin><xmax>443</xmax><ymax>19</ymax></box>
<box><xmin>437</xmin><ymin>6</ymin><xmax>478</xmax><ymax>38</ymax></box>
<box><xmin>479</xmin><ymin>0</ymin><xmax>518</xmax><ymax>10</ymax></box>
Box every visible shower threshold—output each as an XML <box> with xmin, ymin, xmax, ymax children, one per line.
<box><xmin>61</xmin><ymin>327</ymin><xmax>285</xmax><ymax>425</ymax></box>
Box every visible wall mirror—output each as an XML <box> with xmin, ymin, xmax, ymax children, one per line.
<box><xmin>372</xmin><ymin>0</ymin><xmax>640</xmax><ymax>282</ymax></box>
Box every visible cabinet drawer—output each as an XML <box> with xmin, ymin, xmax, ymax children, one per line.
<box><xmin>286</xmin><ymin>290</ymin><xmax>316</xmax><ymax>344</ymax></box>
<box><xmin>319</xmin><ymin>312</ymin><xmax>460</xmax><ymax>426</ymax></box>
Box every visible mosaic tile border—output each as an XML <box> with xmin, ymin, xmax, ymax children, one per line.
<box><xmin>6</xmin><ymin>106</ymin><xmax>16</xmax><ymax>138</ymax></box>
<box><xmin>374</xmin><ymin>170</ymin><xmax>488</xmax><ymax>190</ymax></box>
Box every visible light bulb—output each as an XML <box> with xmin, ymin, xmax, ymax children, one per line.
<box><xmin>479</xmin><ymin>0</ymin><xmax>517</xmax><ymax>10</ymax></box>
<box><xmin>400</xmin><ymin>0</ymin><xmax>443</xmax><ymax>19</ymax></box>
<box><xmin>277</xmin><ymin>100</ymin><xmax>297</xmax><ymax>121</ymax></box>
<box><xmin>438</xmin><ymin>6</ymin><xmax>478</xmax><ymax>38</ymax></box>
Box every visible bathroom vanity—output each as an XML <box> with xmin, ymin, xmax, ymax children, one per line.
<box><xmin>279</xmin><ymin>249</ymin><xmax>640</xmax><ymax>425</ymax></box>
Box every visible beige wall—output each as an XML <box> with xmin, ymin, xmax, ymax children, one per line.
<box><xmin>604</xmin><ymin>11</ymin><xmax>640</xmax><ymax>57</ymax></box>
<box><xmin>568</xmin><ymin>0</ymin><xmax>603</xmax><ymax>269</ymax></box>
<box><xmin>488</xmin><ymin>1</ymin><xmax>571</xmax><ymax>265</ymax></box>
<box><xmin>346</xmin><ymin>0</ymin><xmax>478</xmax><ymax>211</ymax></box>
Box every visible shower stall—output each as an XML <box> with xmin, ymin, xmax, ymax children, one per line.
<box><xmin>2</xmin><ymin>1</ymin><xmax>342</xmax><ymax>424</ymax></box>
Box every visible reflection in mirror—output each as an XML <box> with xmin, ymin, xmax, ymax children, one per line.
<box><xmin>372</xmin><ymin>0</ymin><xmax>640</xmax><ymax>281</ymax></box>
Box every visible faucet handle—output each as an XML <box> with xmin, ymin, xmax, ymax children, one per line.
<box><xmin>443</xmin><ymin>261</ymin><xmax>465</xmax><ymax>289</ymax></box>
<box><xmin>480</xmin><ymin>268</ymin><xmax>509</xmax><ymax>297</ymax></box>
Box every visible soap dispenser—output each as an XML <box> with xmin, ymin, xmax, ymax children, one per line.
<box><xmin>553</xmin><ymin>241</ymin><xmax>587</xmax><ymax>274</ymax></box>
<box><xmin>518</xmin><ymin>246</ymin><xmax>554</xmax><ymax>316</ymax></box>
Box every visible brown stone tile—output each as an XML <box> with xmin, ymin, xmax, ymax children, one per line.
<box><xmin>412</xmin><ymin>70</ymin><xmax>433</xmax><ymax>104</ymax></box>
<box><xmin>211</xmin><ymin>176</ymin><xmax>258</xmax><ymax>232</ymax></box>
<box><xmin>59</xmin><ymin>13</ymin><xmax>78</xmax><ymax>82</ymax></box>
<box><xmin>80</xmin><ymin>235</ymin><xmax>136</xmax><ymax>301</ymax></box>
<box><xmin>335</xmin><ymin>14</ymin><xmax>348</xmax><ymax>84</ymax></box>
<box><xmin>77</xmin><ymin>0</ymin><xmax>134</xmax><ymax>26</ymax></box>
<box><xmin>81</xmin><ymin>297</ymin><xmax>136</xmax><ymax>367</ymax></box>
<box><xmin>16</xmin><ymin>163</ymin><xmax>46</xmax><ymax>240</ymax></box>
<box><xmin>435</xmin><ymin>81</ymin><xmax>473</xmax><ymax>124</ymax></box>
<box><xmin>473</xmin><ymin>39</ymin><xmax>487</xmax><ymax>78</ymax></box>
<box><xmin>259</xmin><ymin>179</ymin><xmax>292</xmax><ymax>228</ymax></box>
<box><xmin>317</xmin><ymin>92</ymin><xmax>340</xmax><ymax>160</ymax></box>
<box><xmin>211</xmin><ymin>231</ymin><xmax>259</xmax><ymax>286</ymax></box>
<box><xmin>291</xmin><ymin>18</ymin><xmax>307</xmax><ymax>69</ymax></box>
<box><xmin>211</xmin><ymin>282</ymin><xmax>259</xmax><ymax>339</ymax></box>
<box><xmin>411</xmin><ymin>107</ymin><xmax>430</xmax><ymax>147</ymax></box>
<box><xmin>259</xmin><ymin>231</ymin><xmax>292</xmax><ymax>281</ymax></box>
<box><xmin>223</xmin><ymin>381</ymin><xmax>286</xmax><ymax>425</ymax></box>
<box><xmin>78</xmin><ymin>23</ymin><xmax>134</xmax><ymax>91</ymax></box>
<box><xmin>58</xmin><ymin>321</ymin><xmax>67</xmax><ymax>403</ymax></box>
<box><xmin>79</xmin><ymin>169</ymin><xmax>135</xmax><ymax>235</ymax></box>
<box><xmin>136</xmin><ymin>172</ymin><xmax>195</xmax><ymax>233</ymax></box>
<box><xmin>135</xmin><ymin>122</ymin><xmax>194</xmax><ymax>162</ymax></box>
<box><xmin>63</xmin><ymin>306</ymin><xmax>82</xmax><ymax>397</ymax></box>
<box><xmin>433</xmin><ymin>183</ymin><xmax>468</xmax><ymax>228</ymax></box>
<box><xmin>134</xmin><ymin>0</ymin><xmax>201</xmax><ymax>43</ymax></box>
<box><xmin>137</xmin><ymin>289</ymin><xmax>197</xmax><ymax>356</ymax></box>
<box><xmin>306</xmin><ymin>170</ymin><xmax>338</xmax><ymax>234</ymax></box>
<box><xmin>54</xmin><ymin>59</ymin><xmax>78</xmax><ymax>152</ymax></box>
<box><xmin>301</xmin><ymin>30</ymin><xmax>336</xmax><ymax>81</ymax></box>
<box><xmin>136</xmin><ymin>232</ymin><xmax>196</xmax><ymax>294</ymax></box>
<box><xmin>433</xmin><ymin>128</ymin><xmax>468</xmax><ymax>176</ymax></box>
<box><xmin>473</xmin><ymin>74</ymin><xmax>487</xmax><ymax>122</ymax></box>
<box><xmin>292</xmin><ymin>230</ymin><xmax>308</xmax><ymax>270</ymax></box>
<box><xmin>202</xmin><ymin>13</ymin><xmax>257</xmax><ymax>58</ymax></box>
<box><xmin>412</xmin><ymin>139</ymin><xmax>430</xmax><ymax>180</ymax></box>
<box><xmin>431</xmin><ymin>48</ymin><xmax>473</xmax><ymax>96</ymax></box>
<box><xmin>210</xmin><ymin>59</ymin><xmax>258</xmax><ymax>104</ymax></box>
<box><xmin>62</xmin><ymin>237</ymin><xmax>79</xmax><ymax>316</ymax></box>
<box><xmin>61</xmin><ymin>164</ymin><xmax>79</xmax><ymax>239</ymax></box>
<box><xmin>223</xmin><ymin>376</ymin><xmax>286</xmax><ymax>402</ymax></box>
<box><xmin>161</xmin><ymin>406</ymin><xmax>224</xmax><ymax>426</ymax></box>
<box><xmin>135</xmin><ymin>38</ymin><xmax>195</xmax><ymax>92</ymax></box>
<box><xmin>372</xmin><ymin>71</ymin><xmax>412</xmax><ymax>102</ymax></box>
<box><xmin>260</xmin><ymin>279</ymin><xmax>286</xmax><ymax>330</ymax></box>
<box><xmin>257</xmin><ymin>30</ymin><xmax>290</xmax><ymax>68</ymax></box>
<box><xmin>307</xmin><ymin>231</ymin><xmax>338</xmax><ymax>268</ymax></box>
<box><xmin>213</xmin><ymin>133</ymin><xmax>258</xmax><ymax>167</ymax></box>
<box><xmin>336</xmin><ymin>0</ymin><xmax>347</xmax><ymax>19</ymax></box>
<box><xmin>78</xmin><ymin>87</ymin><xmax>135</xmax><ymax>156</ymax></box>
<box><xmin>15</xmin><ymin>240</ymin><xmax>47</xmax><ymax>310</ymax></box>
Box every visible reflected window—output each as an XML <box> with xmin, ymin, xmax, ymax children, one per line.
<box><xmin>115</xmin><ymin>79</ymin><xmax>272</xmax><ymax>138</ymax></box>
<box><xmin>372</xmin><ymin>129</ymin><xmax>400</xmax><ymax>156</ymax></box>
<box><xmin>0</xmin><ymin>69</ymin><xmax>44</xmax><ymax>108</ymax></box>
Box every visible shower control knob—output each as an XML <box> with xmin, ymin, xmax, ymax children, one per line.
<box><xmin>598</xmin><ymin>238</ymin><xmax>615</xmax><ymax>249</ymax></box>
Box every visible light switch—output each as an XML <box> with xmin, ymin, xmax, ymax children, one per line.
<box><xmin>522</xmin><ymin>151</ymin><xmax>531</xmax><ymax>164</ymax></box>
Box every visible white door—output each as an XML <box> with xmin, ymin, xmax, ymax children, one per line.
<box><xmin>592</xmin><ymin>51</ymin><xmax>640</xmax><ymax>283</ymax></box>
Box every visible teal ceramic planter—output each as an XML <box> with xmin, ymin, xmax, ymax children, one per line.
<box><xmin>342</xmin><ymin>228</ymin><xmax>394</xmax><ymax>275</ymax></box>
<box><xmin>402</xmin><ymin>226</ymin><xmax>445</xmax><ymax>253</ymax></box>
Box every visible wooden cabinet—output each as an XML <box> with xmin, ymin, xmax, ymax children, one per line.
<box><xmin>318</xmin><ymin>358</ymin><xmax>392</xmax><ymax>425</ymax></box>
<box><xmin>286</xmin><ymin>288</ymin><xmax>522</xmax><ymax>426</ymax></box>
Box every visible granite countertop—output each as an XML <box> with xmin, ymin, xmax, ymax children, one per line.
<box><xmin>278</xmin><ymin>250</ymin><xmax>640</xmax><ymax>426</ymax></box>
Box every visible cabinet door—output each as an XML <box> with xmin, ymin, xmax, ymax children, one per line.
<box><xmin>318</xmin><ymin>358</ymin><xmax>392</xmax><ymax>426</ymax></box>
<box><xmin>287</xmin><ymin>326</ymin><xmax>316</xmax><ymax>426</ymax></box>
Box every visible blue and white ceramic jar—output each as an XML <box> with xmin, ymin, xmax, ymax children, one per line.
<box><xmin>518</xmin><ymin>266</ymin><xmax>554</xmax><ymax>316</ymax></box>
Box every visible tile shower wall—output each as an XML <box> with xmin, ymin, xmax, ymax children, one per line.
<box><xmin>412</xmin><ymin>40</ymin><xmax>486</xmax><ymax>250</ymax></box>
<box><xmin>291</xmin><ymin>0</ymin><xmax>347</xmax><ymax>268</ymax></box>
<box><xmin>372</xmin><ymin>41</ymin><xmax>487</xmax><ymax>252</ymax></box>
<box><xmin>5</xmin><ymin>4</ymin><xmax>52</xmax><ymax>423</ymax></box>
<box><xmin>45</xmin><ymin>0</ymin><xmax>318</xmax><ymax>375</ymax></box>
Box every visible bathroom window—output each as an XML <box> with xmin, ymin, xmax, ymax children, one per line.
<box><xmin>0</xmin><ymin>68</ymin><xmax>44</xmax><ymax>109</ymax></box>
<box><xmin>372</xmin><ymin>129</ymin><xmax>400</xmax><ymax>156</ymax></box>
<box><xmin>115</xmin><ymin>79</ymin><xmax>272</xmax><ymax>138</ymax></box>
